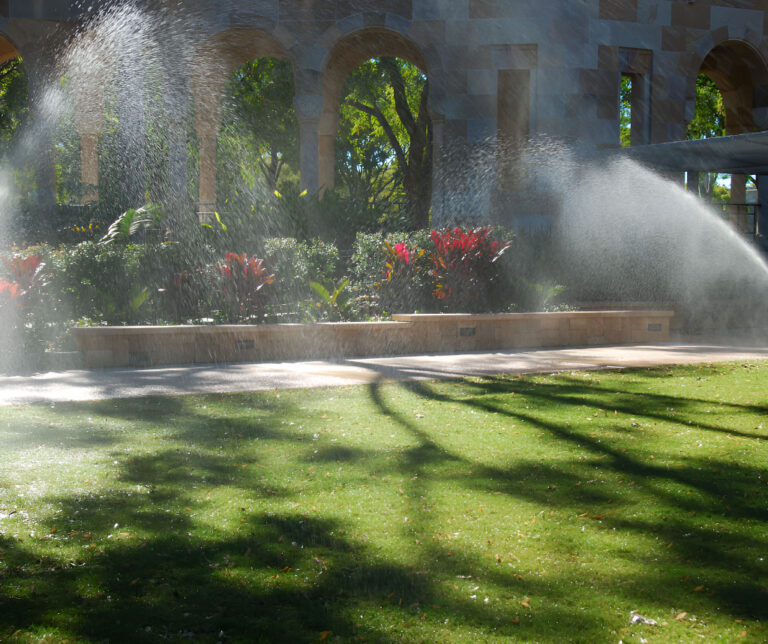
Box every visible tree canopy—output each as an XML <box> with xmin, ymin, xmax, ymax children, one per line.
<box><xmin>223</xmin><ymin>58</ymin><xmax>298</xmax><ymax>193</ymax></box>
<box><xmin>0</xmin><ymin>57</ymin><xmax>28</xmax><ymax>153</ymax></box>
<box><xmin>338</xmin><ymin>57</ymin><xmax>432</xmax><ymax>230</ymax></box>
<box><xmin>687</xmin><ymin>73</ymin><xmax>726</xmax><ymax>141</ymax></box>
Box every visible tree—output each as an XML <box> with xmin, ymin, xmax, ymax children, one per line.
<box><xmin>619</xmin><ymin>75</ymin><xmax>631</xmax><ymax>148</ymax></box>
<box><xmin>687</xmin><ymin>73</ymin><xmax>725</xmax><ymax>141</ymax></box>
<box><xmin>339</xmin><ymin>57</ymin><xmax>432</xmax><ymax>230</ymax></box>
<box><xmin>686</xmin><ymin>73</ymin><xmax>728</xmax><ymax>202</ymax></box>
<box><xmin>0</xmin><ymin>57</ymin><xmax>28</xmax><ymax>152</ymax></box>
<box><xmin>221</xmin><ymin>58</ymin><xmax>298</xmax><ymax>193</ymax></box>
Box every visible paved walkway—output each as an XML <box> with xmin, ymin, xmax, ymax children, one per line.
<box><xmin>1</xmin><ymin>341</ymin><xmax>767</xmax><ymax>406</ymax></box>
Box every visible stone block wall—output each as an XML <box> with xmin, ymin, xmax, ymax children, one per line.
<box><xmin>1</xmin><ymin>0</ymin><xmax>767</xmax><ymax>225</ymax></box>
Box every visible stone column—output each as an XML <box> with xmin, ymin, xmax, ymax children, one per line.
<box><xmin>196</xmin><ymin>129</ymin><xmax>218</xmax><ymax>219</ymax></box>
<box><xmin>294</xmin><ymin>93</ymin><xmax>324</xmax><ymax>195</ymax></box>
<box><xmin>430</xmin><ymin>114</ymin><xmax>446</xmax><ymax>227</ymax></box>
<box><xmin>192</xmin><ymin>63</ymin><xmax>225</xmax><ymax>221</ymax></box>
<box><xmin>686</xmin><ymin>171</ymin><xmax>699</xmax><ymax>197</ymax></box>
<box><xmin>163</xmin><ymin>79</ymin><xmax>190</xmax><ymax>229</ymax></box>
<box><xmin>72</xmin><ymin>83</ymin><xmax>106</xmax><ymax>205</ymax></box>
<box><xmin>25</xmin><ymin>60</ymin><xmax>56</xmax><ymax>209</ymax></box>
<box><xmin>757</xmin><ymin>175</ymin><xmax>768</xmax><ymax>238</ymax></box>
<box><xmin>78</xmin><ymin>133</ymin><xmax>100</xmax><ymax>203</ymax></box>
<box><xmin>730</xmin><ymin>174</ymin><xmax>748</xmax><ymax>233</ymax></box>
<box><xmin>318</xmin><ymin>133</ymin><xmax>335</xmax><ymax>192</ymax></box>
<box><xmin>117</xmin><ymin>48</ymin><xmax>147</xmax><ymax>210</ymax></box>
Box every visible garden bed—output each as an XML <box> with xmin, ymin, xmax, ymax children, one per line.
<box><xmin>71</xmin><ymin>310</ymin><xmax>674</xmax><ymax>368</ymax></box>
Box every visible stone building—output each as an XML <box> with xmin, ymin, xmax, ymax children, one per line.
<box><xmin>1</xmin><ymin>0</ymin><xmax>767</xmax><ymax>231</ymax></box>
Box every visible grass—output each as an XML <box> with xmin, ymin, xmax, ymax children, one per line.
<box><xmin>0</xmin><ymin>361</ymin><xmax>766</xmax><ymax>643</ymax></box>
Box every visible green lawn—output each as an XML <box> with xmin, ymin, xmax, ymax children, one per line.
<box><xmin>0</xmin><ymin>361</ymin><xmax>766</xmax><ymax>643</ymax></box>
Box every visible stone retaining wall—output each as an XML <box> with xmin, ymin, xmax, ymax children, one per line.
<box><xmin>71</xmin><ymin>311</ymin><xmax>674</xmax><ymax>369</ymax></box>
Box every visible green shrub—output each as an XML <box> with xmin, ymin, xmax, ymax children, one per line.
<box><xmin>260</xmin><ymin>237</ymin><xmax>340</xmax><ymax>320</ymax></box>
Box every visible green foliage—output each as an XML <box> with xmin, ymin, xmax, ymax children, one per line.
<box><xmin>1</xmin><ymin>364</ymin><xmax>767</xmax><ymax>640</ymax></box>
<box><xmin>47</xmin><ymin>242</ymin><xmax>154</xmax><ymax>325</ymax></box>
<box><xmin>220</xmin><ymin>58</ymin><xmax>298</xmax><ymax>194</ymax></box>
<box><xmin>0</xmin><ymin>57</ymin><xmax>28</xmax><ymax>151</ymax></box>
<box><xmin>99</xmin><ymin>204</ymin><xmax>163</xmax><ymax>245</ymax></box>
<box><xmin>619</xmin><ymin>75</ymin><xmax>631</xmax><ymax>148</ymax></box>
<box><xmin>515</xmin><ymin>279</ymin><xmax>568</xmax><ymax>312</ymax></box>
<box><xmin>309</xmin><ymin>278</ymin><xmax>351</xmax><ymax>321</ymax></box>
<box><xmin>687</xmin><ymin>74</ymin><xmax>725</xmax><ymax>141</ymax></box>
<box><xmin>338</xmin><ymin>57</ymin><xmax>432</xmax><ymax>230</ymax></box>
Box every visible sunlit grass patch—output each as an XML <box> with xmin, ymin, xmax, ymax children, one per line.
<box><xmin>0</xmin><ymin>361</ymin><xmax>766</xmax><ymax>642</ymax></box>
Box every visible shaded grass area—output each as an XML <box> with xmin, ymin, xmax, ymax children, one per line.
<box><xmin>0</xmin><ymin>361</ymin><xmax>766</xmax><ymax>643</ymax></box>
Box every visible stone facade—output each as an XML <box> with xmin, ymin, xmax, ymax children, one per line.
<box><xmin>1</xmin><ymin>0</ymin><xmax>767</xmax><ymax>225</ymax></box>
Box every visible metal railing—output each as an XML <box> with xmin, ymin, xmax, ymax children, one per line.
<box><xmin>712</xmin><ymin>203</ymin><xmax>759</xmax><ymax>237</ymax></box>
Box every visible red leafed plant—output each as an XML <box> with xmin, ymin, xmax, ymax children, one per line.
<box><xmin>378</xmin><ymin>240</ymin><xmax>427</xmax><ymax>314</ymax></box>
<box><xmin>2</xmin><ymin>254</ymin><xmax>45</xmax><ymax>291</ymax></box>
<box><xmin>0</xmin><ymin>279</ymin><xmax>21</xmax><ymax>300</ymax></box>
<box><xmin>0</xmin><ymin>254</ymin><xmax>46</xmax><ymax>309</ymax></box>
<box><xmin>215</xmin><ymin>253</ymin><xmax>275</xmax><ymax>322</ymax></box>
<box><xmin>429</xmin><ymin>227</ymin><xmax>512</xmax><ymax>312</ymax></box>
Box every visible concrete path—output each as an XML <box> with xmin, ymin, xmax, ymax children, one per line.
<box><xmin>1</xmin><ymin>342</ymin><xmax>767</xmax><ymax>406</ymax></box>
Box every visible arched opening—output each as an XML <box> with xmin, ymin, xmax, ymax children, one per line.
<box><xmin>321</xmin><ymin>29</ymin><xmax>432</xmax><ymax>232</ymax></box>
<box><xmin>192</xmin><ymin>29</ymin><xmax>291</xmax><ymax>220</ymax></box>
<box><xmin>687</xmin><ymin>40</ymin><xmax>768</xmax><ymax>234</ymax></box>
<box><xmin>0</xmin><ymin>39</ymin><xmax>27</xmax><ymax>153</ymax></box>
<box><xmin>0</xmin><ymin>35</ymin><xmax>39</xmax><ymax>225</ymax></box>
<box><xmin>216</xmin><ymin>56</ymin><xmax>299</xmax><ymax>235</ymax></box>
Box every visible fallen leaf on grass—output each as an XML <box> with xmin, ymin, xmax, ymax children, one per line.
<box><xmin>520</xmin><ymin>597</ymin><xmax>531</xmax><ymax>609</ymax></box>
<box><xmin>319</xmin><ymin>631</ymin><xmax>331</xmax><ymax>640</ymax></box>
<box><xmin>694</xmin><ymin>585</ymin><xmax>705</xmax><ymax>592</ymax></box>
<box><xmin>675</xmin><ymin>612</ymin><xmax>688</xmax><ymax>621</ymax></box>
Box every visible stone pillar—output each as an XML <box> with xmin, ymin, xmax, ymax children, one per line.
<box><xmin>686</xmin><ymin>171</ymin><xmax>699</xmax><ymax>196</ymax></box>
<box><xmin>318</xmin><ymin>133</ymin><xmax>335</xmax><ymax>192</ymax></box>
<box><xmin>192</xmin><ymin>62</ymin><xmax>225</xmax><ymax>221</ymax></box>
<box><xmin>117</xmin><ymin>48</ymin><xmax>147</xmax><ymax>210</ymax></box>
<box><xmin>757</xmin><ymin>175</ymin><xmax>768</xmax><ymax>238</ymax></box>
<box><xmin>163</xmin><ymin>79</ymin><xmax>190</xmax><ymax>229</ymax></box>
<box><xmin>25</xmin><ymin>60</ymin><xmax>56</xmax><ymax>209</ymax></box>
<box><xmin>79</xmin><ymin>133</ymin><xmax>100</xmax><ymax>204</ymax></box>
<box><xmin>196</xmin><ymin>129</ymin><xmax>218</xmax><ymax>218</ymax></box>
<box><xmin>294</xmin><ymin>93</ymin><xmax>324</xmax><ymax>195</ymax></box>
<box><xmin>297</xmin><ymin>116</ymin><xmax>320</xmax><ymax>195</ymax></box>
<box><xmin>730</xmin><ymin>174</ymin><xmax>748</xmax><ymax>233</ymax></box>
<box><xmin>34</xmin><ymin>124</ymin><xmax>57</xmax><ymax>209</ymax></box>
<box><xmin>167</xmin><ymin>118</ymin><xmax>188</xmax><ymax>212</ymax></box>
<box><xmin>72</xmin><ymin>85</ymin><xmax>106</xmax><ymax>205</ymax></box>
<box><xmin>430</xmin><ymin>114</ymin><xmax>446</xmax><ymax>227</ymax></box>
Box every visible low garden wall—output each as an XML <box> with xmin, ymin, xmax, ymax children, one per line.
<box><xmin>71</xmin><ymin>310</ymin><xmax>675</xmax><ymax>369</ymax></box>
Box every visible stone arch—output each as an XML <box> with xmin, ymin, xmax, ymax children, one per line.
<box><xmin>685</xmin><ymin>35</ymin><xmax>768</xmax><ymax>135</ymax></box>
<box><xmin>192</xmin><ymin>28</ymin><xmax>293</xmax><ymax>215</ymax></box>
<box><xmin>0</xmin><ymin>33</ymin><xmax>21</xmax><ymax>65</ymax></box>
<box><xmin>685</xmin><ymin>37</ymin><xmax>768</xmax><ymax>232</ymax></box>
<box><xmin>318</xmin><ymin>27</ymin><xmax>437</xmax><ymax>192</ymax></box>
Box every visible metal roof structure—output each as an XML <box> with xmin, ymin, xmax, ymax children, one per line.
<box><xmin>619</xmin><ymin>131</ymin><xmax>768</xmax><ymax>175</ymax></box>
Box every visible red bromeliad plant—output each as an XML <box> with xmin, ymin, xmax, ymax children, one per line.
<box><xmin>429</xmin><ymin>227</ymin><xmax>512</xmax><ymax>312</ymax></box>
<box><xmin>378</xmin><ymin>240</ymin><xmax>426</xmax><ymax>313</ymax></box>
<box><xmin>0</xmin><ymin>254</ymin><xmax>46</xmax><ymax>310</ymax></box>
<box><xmin>215</xmin><ymin>253</ymin><xmax>275</xmax><ymax>322</ymax></box>
<box><xmin>2</xmin><ymin>254</ymin><xmax>45</xmax><ymax>292</ymax></box>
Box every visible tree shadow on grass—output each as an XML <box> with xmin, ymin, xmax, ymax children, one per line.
<box><xmin>0</xmin><ymin>499</ymin><xmax>590</xmax><ymax>643</ymax></box>
<box><xmin>364</xmin><ymin>375</ymin><xmax>768</xmax><ymax>625</ymax></box>
<box><xmin>3</xmin><ymin>368</ymin><xmax>766</xmax><ymax>641</ymax></box>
